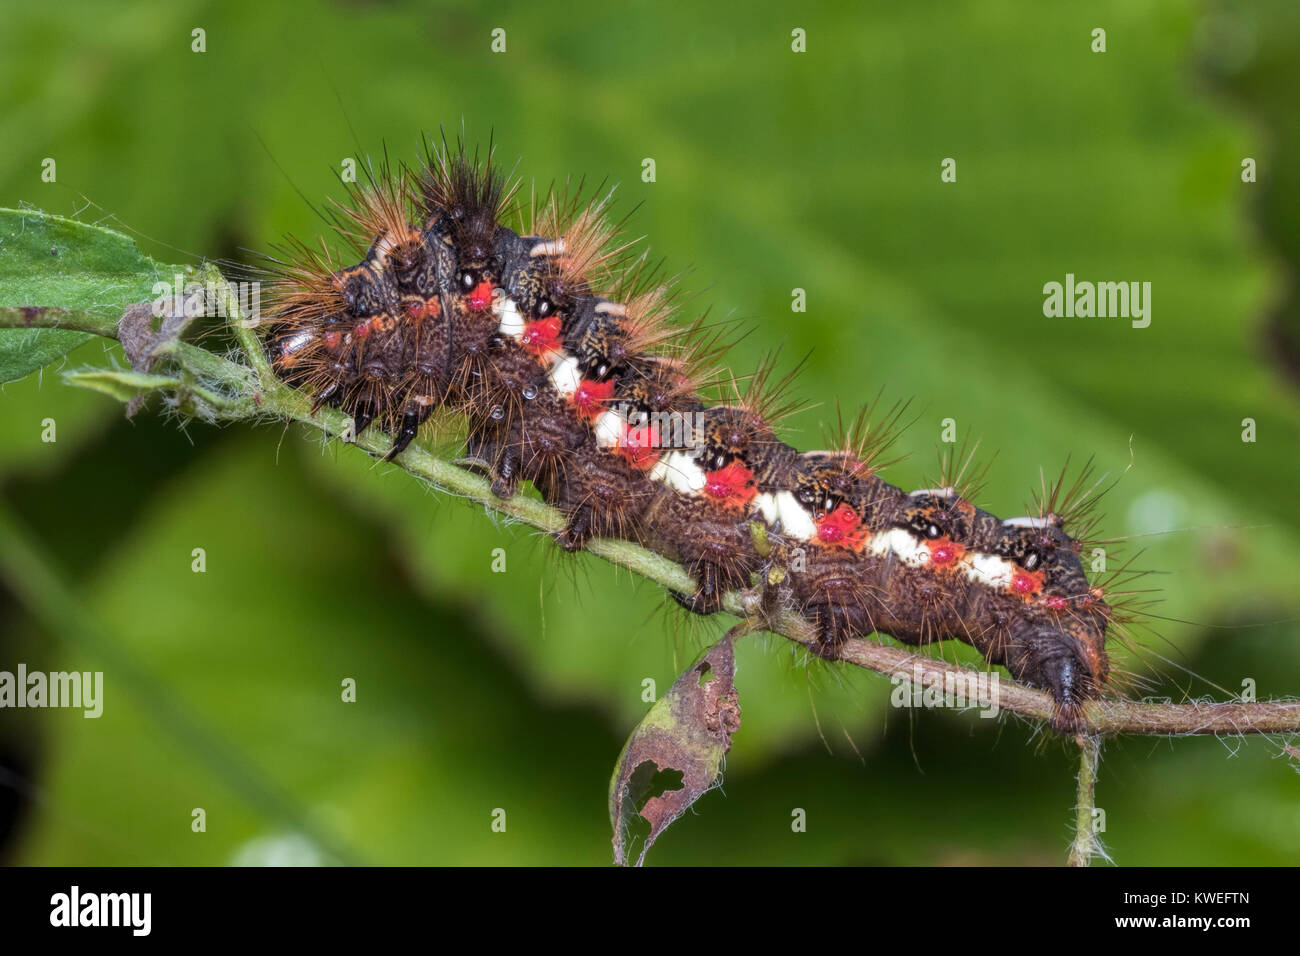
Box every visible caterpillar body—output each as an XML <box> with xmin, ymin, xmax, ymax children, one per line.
<box><xmin>263</xmin><ymin>142</ymin><xmax>1112</xmax><ymax>733</ymax></box>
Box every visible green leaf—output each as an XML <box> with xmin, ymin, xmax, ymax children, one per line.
<box><xmin>64</xmin><ymin>368</ymin><xmax>180</xmax><ymax>404</ymax></box>
<box><xmin>0</xmin><ymin>208</ymin><xmax>175</xmax><ymax>383</ymax></box>
<box><xmin>0</xmin><ymin>320</ymin><xmax>89</xmax><ymax>384</ymax></box>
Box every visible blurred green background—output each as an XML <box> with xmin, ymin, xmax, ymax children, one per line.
<box><xmin>1</xmin><ymin>0</ymin><xmax>1299</xmax><ymax>865</ymax></box>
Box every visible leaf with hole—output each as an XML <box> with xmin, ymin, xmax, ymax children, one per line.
<box><xmin>609</xmin><ymin>630</ymin><xmax>742</xmax><ymax>866</ymax></box>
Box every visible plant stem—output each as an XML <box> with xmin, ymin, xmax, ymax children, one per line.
<box><xmin>1068</xmin><ymin>735</ymin><xmax>1103</xmax><ymax>867</ymax></box>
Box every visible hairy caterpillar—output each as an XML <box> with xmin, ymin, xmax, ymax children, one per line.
<box><xmin>262</xmin><ymin>139</ymin><xmax>1113</xmax><ymax>733</ymax></box>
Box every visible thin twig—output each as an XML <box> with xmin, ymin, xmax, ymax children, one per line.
<box><xmin>1068</xmin><ymin>736</ymin><xmax>1104</xmax><ymax>867</ymax></box>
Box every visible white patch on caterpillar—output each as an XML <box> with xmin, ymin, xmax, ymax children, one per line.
<box><xmin>834</xmin><ymin>522</ymin><xmax>1023</xmax><ymax>589</ymax></box>
<box><xmin>756</xmin><ymin>491</ymin><xmax>817</xmax><ymax>541</ymax></box>
<box><xmin>651</xmin><ymin>451</ymin><xmax>707</xmax><ymax>495</ymax></box>
<box><xmin>530</xmin><ymin>240</ymin><xmax>566</xmax><ymax>258</ymax></box>
<box><xmin>595</xmin><ymin>300</ymin><xmax>626</xmax><ymax>316</ymax></box>
<box><xmin>909</xmin><ymin>487</ymin><xmax>955</xmax><ymax>498</ymax></box>
<box><xmin>869</xmin><ymin>528</ymin><xmax>931</xmax><ymax>567</ymax></box>
<box><xmin>549</xmin><ymin>355</ymin><xmax>581</xmax><ymax>398</ymax></box>
<box><xmin>966</xmin><ymin>553</ymin><xmax>1014</xmax><ymax>589</ymax></box>
<box><xmin>494</xmin><ymin>296</ymin><xmax>524</xmax><ymax>338</ymax></box>
<box><xmin>1002</xmin><ymin>515</ymin><xmax>1045</xmax><ymax>529</ymax></box>
<box><xmin>833</xmin><ymin>522</ymin><xmax>1022</xmax><ymax>590</ymax></box>
<box><xmin>372</xmin><ymin>233</ymin><xmax>398</xmax><ymax>261</ymax></box>
<box><xmin>594</xmin><ymin>409</ymin><xmax>624</xmax><ymax>449</ymax></box>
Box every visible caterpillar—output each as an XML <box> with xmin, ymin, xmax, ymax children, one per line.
<box><xmin>261</xmin><ymin>139</ymin><xmax>1113</xmax><ymax>734</ymax></box>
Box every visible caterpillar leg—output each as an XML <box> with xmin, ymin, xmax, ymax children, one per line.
<box><xmin>351</xmin><ymin>403</ymin><xmax>376</xmax><ymax>437</ymax></box>
<box><xmin>385</xmin><ymin>403</ymin><xmax>432</xmax><ymax>461</ymax></box>
<box><xmin>463</xmin><ymin>428</ymin><xmax>520</xmax><ymax>498</ymax></box>
<box><xmin>555</xmin><ymin>505</ymin><xmax>592</xmax><ymax>552</ymax></box>
<box><xmin>803</xmin><ymin>602</ymin><xmax>859</xmax><ymax>657</ymax></box>
<box><xmin>669</xmin><ymin>559</ymin><xmax>727</xmax><ymax>615</ymax></box>
<box><xmin>491</xmin><ymin>446</ymin><xmax>521</xmax><ymax>498</ymax></box>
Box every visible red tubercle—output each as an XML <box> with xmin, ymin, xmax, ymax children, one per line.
<box><xmin>520</xmin><ymin>316</ymin><xmax>563</xmax><ymax>359</ymax></box>
<box><xmin>1044</xmin><ymin>594</ymin><xmax>1070</xmax><ymax>613</ymax></box>
<box><xmin>405</xmin><ymin>298</ymin><xmax>442</xmax><ymax>320</ymax></box>
<box><xmin>467</xmin><ymin>280</ymin><xmax>495</xmax><ymax>311</ymax></box>
<box><xmin>572</xmin><ymin>378</ymin><xmax>615</xmax><ymax>420</ymax></box>
<box><xmin>1077</xmin><ymin>587</ymin><xmax>1111</xmax><ymax>617</ymax></box>
<box><xmin>703</xmin><ymin>460</ymin><xmax>757</xmax><ymax>509</ymax></box>
<box><xmin>926</xmin><ymin>536</ymin><xmax>966</xmax><ymax>568</ymax></box>
<box><xmin>322</xmin><ymin>331</ymin><xmax>343</xmax><ymax>350</ymax></box>
<box><xmin>355</xmin><ymin>313</ymin><xmax>397</xmax><ymax>338</ymax></box>
<box><xmin>816</xmin><ymin>503</ymin><xmax>867</xmax><ymax>550</ymax></box>
<box><xmin>616</xmin><ymin>422</ymin><xmax>662</xmax><ymax>470</ymax></box>
<box><xmin>1010</xmin><ymin>567</ymin><xmax>1045</xmax><ymax>598</ymax></box>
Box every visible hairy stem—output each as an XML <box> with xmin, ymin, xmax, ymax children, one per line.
<box><xmin>1068</xmin><ymin>736</ymin><xmax>1103</xmax><ymax>867</ymax></box>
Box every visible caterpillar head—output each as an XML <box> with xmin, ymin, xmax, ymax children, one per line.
<box><xmin>267</xmin><ymin>325</ymin><xmax>328</xmax><ymax>387</ymax></box>
<box><xmin>263</xmin><ymin>243</ymin><xmax>358</xmax><ymax>395</ymax></box>
<box><xmin>419</xmin><ymin>155</ymin><xmax>513</xmax><ymax>313</ymax></box>
<box><xmin>417</xmin><ymin>145</ymin><xmax>513</xmax><ymax>267</ymax></box>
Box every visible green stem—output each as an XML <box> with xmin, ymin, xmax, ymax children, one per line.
<box><xmin>1068</xmin><ymin>735</ymin><xmax>1103</xmax><ymax>866</ymax></box>
<box><xmin>196</xmin><ymin>261</ymin><xmax>275</xmax><ymax>386</ymax></box>
<box><xmin>0</xmin><ymin>304</ymin><xmax>119</xmax><ymax>337</ymax></box>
